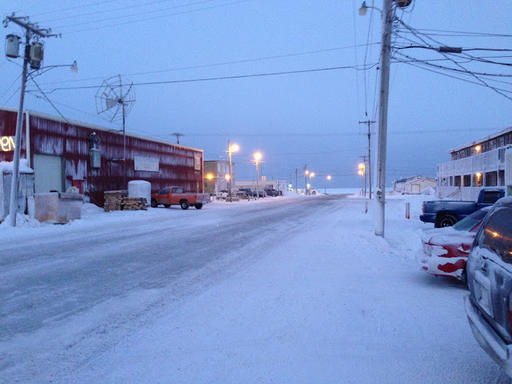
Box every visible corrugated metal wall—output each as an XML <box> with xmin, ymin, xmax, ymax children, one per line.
<box><xmin>0</xmin><ymin>109</ymin><xmax>203</xmax><ymax>206</ymax></box>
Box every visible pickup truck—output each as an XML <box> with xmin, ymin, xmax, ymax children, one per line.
<box><xmin>420</xmin><ymin>188</ymin><xmax>504</xmax><ymax>227</ymax></box>
<box><xmin>151</xmin><ymin>186</ymin><xmax>209</xmax><ymax>210</ymax></box>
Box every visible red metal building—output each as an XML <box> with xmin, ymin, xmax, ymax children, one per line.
<box><xmin>0</xmin><ymin>107</ymin><xmax>204</xmax><ymax>206</ymax></box>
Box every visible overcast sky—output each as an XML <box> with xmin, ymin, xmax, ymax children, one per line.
<box><xmin>2</xmin><ymin>0</ymin><xmax>512</xmax><ymax>187</ymax></box>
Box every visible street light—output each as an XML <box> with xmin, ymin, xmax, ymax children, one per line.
<box><xmin>253</xmin><ymin>151</ymin><xmax>262</xmax><ymax>196</ymax></box>
<box><xmin>227</xmin><ymin>140</ymin><xmax>240</xmax><ymax>202</ymax></box>
<box><xmin>325</xmin><ymin>175</ymin><xmax>332</xmax><ymax>194</ymax></box>
<box><xmin>358</xmin><ymin>162</ymin><xmax>366</xmax><ymax>196</ymax></box>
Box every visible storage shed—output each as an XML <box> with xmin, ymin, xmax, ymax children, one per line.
<box><xmin>0</xmin><ymin>108</ymin><xmax>204</xmax><ymax>206</ymax></box>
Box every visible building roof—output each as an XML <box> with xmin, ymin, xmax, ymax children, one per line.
<box><xmin>448</xmin><ymin>125</ymin><xmax>512</xmax><ymax>153</ymax></box>
<box><xmin>0</xmin><ymin>106</ymin><xmax>203</xmax><ymax>153</ymax></box>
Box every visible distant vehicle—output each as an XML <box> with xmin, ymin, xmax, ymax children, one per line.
<box><xmin>151</xmin><ymin>186</ymin><xmax>209</xmax><ymax>209</ymax></box>
<box><xmin>217</xmin><ymin>190</ymin><xmax>228</xmax><ymax>200</ymax></box>
<box><xmin>418</xmin><ymin>207</ymin><xmax>491</xmax><ymax>283</ymax></box>
<box><xmin>420</xmin><ymin>188</ymin><xmax>504</xmax><ymax>228</ymax></box>
<box><xmin>236</xmin><ymin>189</ymin><xmax>250</xmax><ymax>199</ymax></box>
<box><xmin>254</xmin><ymin>190</ymin><xmax>266</xmax><ymax>198</ymax></box>
<box><xmin>264</xmin><ymin>188</ymin><xmax>280</xmax><ymax>197</ymax></box>
<box><xmin>465</xmin><ymin>197</ymin><xmax>512</xmax><ymax>377</ymax></box>
<box><xmin>238</xmin><ymin>188</ymin><xmax>255</xmax><ymax>197</ymax></box>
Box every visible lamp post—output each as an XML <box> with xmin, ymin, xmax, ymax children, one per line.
<box><xmin>253</xmin><ymin>151</ymin><xmax>262</xmax><ymax>197</ymax></box>
<box><xmin>358</xmin><ymin>162</ymin><xmax>366</xmax><ymax>196</ymax></box>
<box><xmin>304</xmin><ymin>169</ymin><xmax>309</xmax><ymax>195</ymax></box>
<box><xmin>309</xmin><ymin>172</ymin><xmax>315</xmax><ymax>194</ymax></box>
<box><xmin>227</xmin><ymin>141</ymin><xmax>239</xmax><ymax>202</ymax></box>
<box><xmin>325</xmin><ymin>175</ymin><xmax>332</xmax><ymax>194</ymax></box>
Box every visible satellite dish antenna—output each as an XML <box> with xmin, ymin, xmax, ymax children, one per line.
<box><xmin>95</xmin><ymin>75</ymin><xmax>136</xmax><ymax>187</ymax></box>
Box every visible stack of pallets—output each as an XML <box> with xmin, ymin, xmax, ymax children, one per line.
<box><xmin>121</xmin><ymin>197</ymin><xmax>148</xmax><ymax>211</ymax></box>
<box><xmin>103</xmin><ymin>190</ymin><xmax>127</xmax><ymax>212</ymax></box>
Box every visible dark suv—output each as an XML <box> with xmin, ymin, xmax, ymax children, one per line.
<box><xmin>465</xmin><ymin>197</ymin><xmax>512</xmax><ymax>377</ymax></box>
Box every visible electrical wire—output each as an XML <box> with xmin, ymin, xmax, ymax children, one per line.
<box><xmin>59</xmin><ymin>0</ymin><xmax>253</xmax><ymax>34</ymax></box>
<box><xmin>28</xmin><ymin>63</ymin><xmax>379</xmax><ymax>94</ymax></box>
<box><xmin>34</xmin><ymin>42</ymin><xmax>381</xmax><ymax>87</ymax></box>
<box><xmin>397</xmin><ymin>19</ymin><xmax>512</xmax><ymax>101</ymax></box>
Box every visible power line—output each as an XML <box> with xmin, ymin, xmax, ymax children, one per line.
<box><xmin>34</xmin><ymin>42</ymin><xmax>381</xmax><ymax>87</ymax></box>
<box><xmin>60</xmin><ymin>0</ymin><xmax>254</xmax><ymax>34</ymax></box>
<box><xmin>28</xmin><ymin>63</ymin><xmax>378</xmax><ymax>93</ymax></box>
<box><xmin>397</xmin><ymin>19</ymin><xmax>512</xmax><ymax>101</ymax></box>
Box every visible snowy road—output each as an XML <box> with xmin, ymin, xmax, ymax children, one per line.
<box><xmin>1</xmin><ymin>195</ymin><xmax>510</xmax><ymax>383</ymax></box>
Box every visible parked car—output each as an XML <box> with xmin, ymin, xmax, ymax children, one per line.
<box><xmin>238</xmin><ymin>188</ymin><xmax>255</xmax><ymax>198</ymax></box>
<box><xmin>464</xmin><ymin>197</ymin><xmax>512</xmax><ymax>377</ymax></box>
<box><xmin>420</xmin><ymin>188</ymin><xmax>504</xmax><ymax>228</ymax></box>
<box><xmin>264</xmin><ymin>188</ymin><xmax>279</xmax><ymax>197</ymax></box>
<box><xmin>254</xmin><ymin>190</ymin><xmax>266</xmax><ymax>198</ymax></box>
<box><xmin>216</xmin><ymin>190</ymin><xmax>228</xmax><ymax>199</ymax></box>
<box><xmin>418</xmin><ymin>207</ymin><xmax>491</xmax><ymax>283</ymax></box>
<box><xmin>236</xmin><ymin>189</ymin><xmax>250</xmax><ymax>199</ymax></box>
<box><xmin>151</xmin><ymin>186</ymin><xmax>209</xmax><ymax>209</ymax></box>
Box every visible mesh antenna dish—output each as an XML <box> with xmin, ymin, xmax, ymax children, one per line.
<box><xmin>95</xmin><ymin>75</ymin><xmax>136</xmax><ymax>122</ymax></box>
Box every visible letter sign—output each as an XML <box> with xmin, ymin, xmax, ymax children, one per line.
<box><xmin>0</xmin><ymin>136</ymin><xmax>15</xmax><ymax>152</ymax></box>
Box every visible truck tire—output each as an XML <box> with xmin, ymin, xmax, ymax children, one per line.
<box><xmin>180</xmin><ymin>200</ymin><xmax>190</xmax><ymax>210</ymax></box>
<box><xmin>195</xmin><ymin>203</ymin><xmax>203</xmax><ymax>209</ymax></box>
<box><xmin>435</xmin><ymin>213</ymin><xmax>457</xmax><ymax>228</ymax></box>
<box><xmin>151</xmin><ymin>199</ymin><xmax>158</xmax><ymax>208</ymax></box>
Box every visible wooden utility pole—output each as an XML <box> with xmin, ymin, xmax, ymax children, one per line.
<box><xmin>359</xmin><ymin>119</ymin><xmax>375</xmax><ymax>199</ymax></box>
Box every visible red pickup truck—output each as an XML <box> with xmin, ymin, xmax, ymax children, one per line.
<box><xmin>151</xmin><ymin>186</ymin><xmax>209</xmax><ymax>210</ymax></box>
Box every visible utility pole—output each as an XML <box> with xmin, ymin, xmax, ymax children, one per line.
<box><xmin>295</xmin><ymin>168</ymin><xmax>298</xmax><ymax>193</ymax></box>
<box><xmin>375</xmin><ymin>0</ymin><xmax>393</xmax><ymax>237</ymax></box>
<box><xmin>3</xmin><ymin>14</ymin><xmax>59</xmax><ymax>227</ymax></box>
<box><xmin>172</xmin><ymin>132</ymin><xmax>183</xmax><ymax>145</ymax></box>
<box><xmin>359</xmin><ymin>119</ymin><xmax>375</xmax><ymax>199</ymax></box>
<box><xmin>303</xmin><ymin>164</ymin><xmax>308</xmax><ymax>195</ymax></box>
<box><xmin>360</xmin><ymin>155</ymin><xmax>367</xmax><ymax>197</ymax></box>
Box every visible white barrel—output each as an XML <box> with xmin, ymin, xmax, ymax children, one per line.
<box><xmin>128</xmin><ymin>180</ymin><xmax>151</xmax><ymax>206</ymax></box>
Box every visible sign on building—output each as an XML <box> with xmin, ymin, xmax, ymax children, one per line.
<box><xmin>134</xmin><ymin>156</ymin><xmax>159</xmax><ymax>172</ymax></box>
<box><xmin>0</xmin><ymin>136</ymin><xmax>15</xmax><ymax>152</ymax></box>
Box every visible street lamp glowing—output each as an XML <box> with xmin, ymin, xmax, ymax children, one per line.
<box><xmin>326</xmin><ymin>175</ymin><xmax>332</xmax><ymax>181</ymax></box>
<box><xmin>310</xmin><ymin>172</ymin><xmax>315</xmax><ymax>178</ymax></box>
<box><xmin>229</xmin><ymin>143</ymin><xmax>240</xmax><ymax>153</ymax></box>
<box><xmin>225</xmin><ymin>173</ymin><xmax>231</xmax><ymax>181</ymax></box>
<box><xmin>305</xmin><ymin>169</ymin><xmax>309</xmax><ymax>176</ymax></box>
<box><xmin>253</xmin><ymin>151</ymin><xmax>262</xmax><ymax>163</ymax></box>
<box><xmin>206</xmin><ymin>172</ymin><xmax>214</xmax><ymax>181</ymax></box>
<box><xmin>474</xmin><ymin>144</ymin><xmax>482</xmax><ymax>153</ymax></box>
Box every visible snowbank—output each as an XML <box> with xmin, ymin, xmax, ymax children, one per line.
<box><xmin>0</xmin><ymin>158</ymin><xmax>33</xmax><ymax>173</ymax></box>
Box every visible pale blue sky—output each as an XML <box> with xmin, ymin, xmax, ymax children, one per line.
<box><xmin>2</xmin><ymin>0</ymin><xmax>512</xmax><ymax>187</ymax></box>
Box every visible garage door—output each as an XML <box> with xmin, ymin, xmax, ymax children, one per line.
<box><xmin>34</xmin><ymin>154</ymin><xmax>64</xmax><ymax>193</ymax></box>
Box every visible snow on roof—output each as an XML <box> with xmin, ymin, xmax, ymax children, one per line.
<box><xmin>448</xmin><ymin>126</ymin><xmax>512</xmax><ymax>153</ymax></box>
<box><xmin>0</xmin><ymin>107</ymin><xmax>203</xmax><ymax>153</ymax></box>
<box><xmin>0</xmin><ymin>158</ymin><xmax>33</xmax><ymax>174</ymax></box>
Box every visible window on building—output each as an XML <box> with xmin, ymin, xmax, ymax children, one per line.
<box><xmin>474</xmin><ymin>173</ymin><xmax>483</xmax><ymax>187</ymax></box>
<box><xmin>449</xmin><ymin>176</ymin><xmax>453</xmax><ymax>186</ymax></box>
<box><xmin>454</xmin><ymin>176</ymin><xmax>461</xmax><ymax>187</ymax></box>
<box><xmin>500</xmin><ymin>170</ymin><xmax>505</xmax><ymax>186</ymax></box>
<box><xmin>463</xmin><ymin>175</ymin><xmax>471</xmax><ymax>187</ymax></box>
<box><xmin>485</xmin><ymin>171</ymin><xmax>498</xmax><ymax>186</ymax></box>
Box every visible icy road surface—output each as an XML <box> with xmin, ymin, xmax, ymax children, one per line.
<box><xmin>0</xmin><ymin>195</ymin><xmax>509</xmax><ymax>383</ymax></box>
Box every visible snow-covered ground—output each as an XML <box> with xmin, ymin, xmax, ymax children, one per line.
<box><xmin>1</xmin><ymin>193</ymin><xmax>508</xmax><ymax>383</ymax></box>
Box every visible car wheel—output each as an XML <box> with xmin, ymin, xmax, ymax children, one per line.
<box><xmin>180</xmin><ymin>200</ymin><xmax>190</xmax><ymax>210</ymax></box>
<box><xmin>195</xmin><ymin>203</ymin><xmax>203</xmax><ymax>209</ymax></box>
<box><xmin>151</xmin><ymin>199</ymin><xmax>157</xmax><ymax>208</ymax></box>
<box><xmin>436</xmin><ymin>214</ymin><xmax>457</xmax><ymax>228</ymax></box>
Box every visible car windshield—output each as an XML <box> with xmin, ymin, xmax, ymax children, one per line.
<box><xmin>452</xmin><ymin>208</ymin><xmax>489</xmax><ymax>232</ymax></box>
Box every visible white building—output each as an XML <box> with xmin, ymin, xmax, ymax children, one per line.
<box><xmin>437</xmin><ymin>127</ymin><xmax>512</xmax><ymax>200</ymax></box>
<box><xmin>393</xmin><ymin>176</ymin><xmax>436</xmax><ymax>195</ymax></box>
